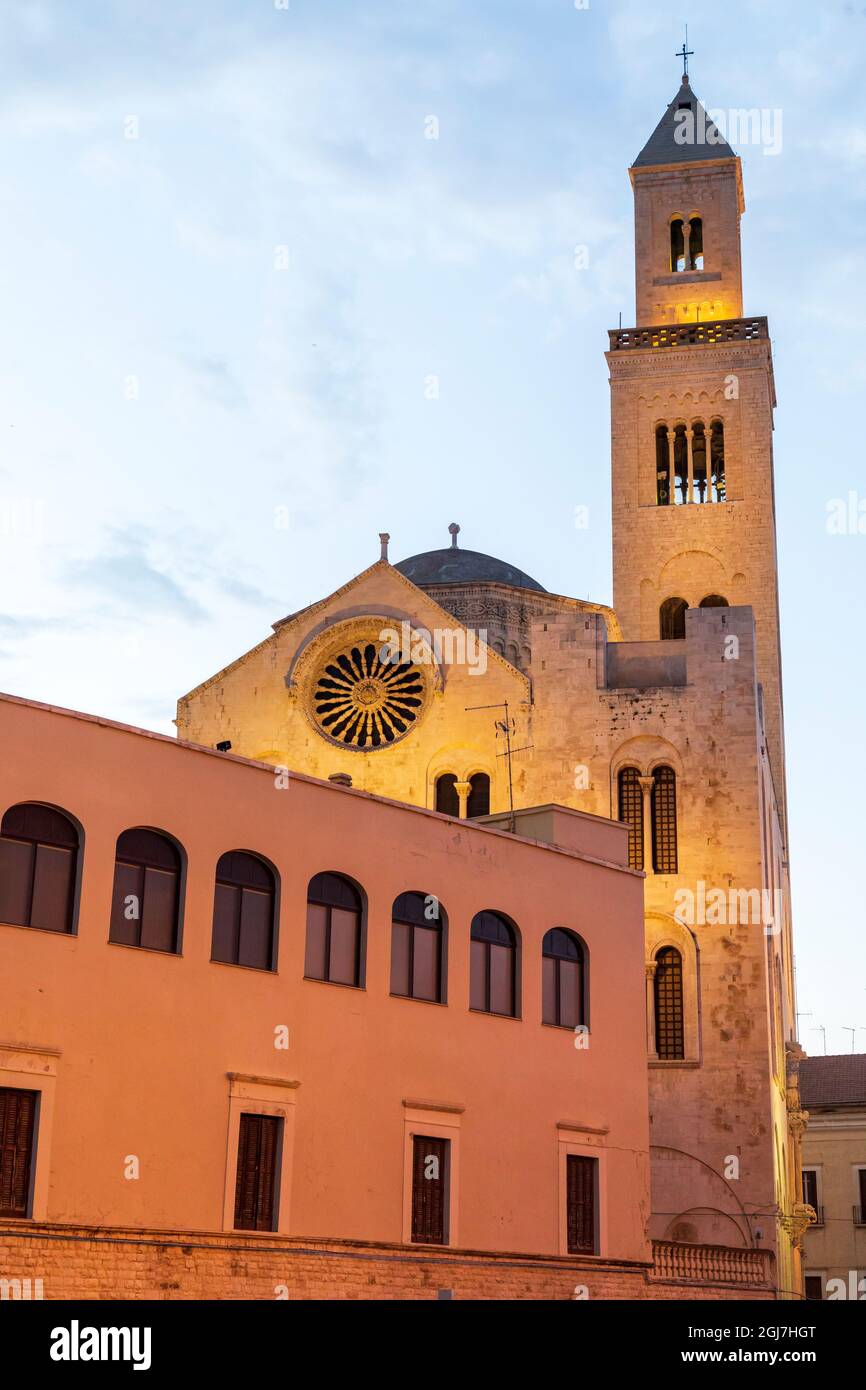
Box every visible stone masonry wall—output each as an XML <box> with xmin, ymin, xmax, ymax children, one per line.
<box><xmin>0</xmin><ymin>1225</ymin><xmax>775</xmax><ymax>1302</ymax></box>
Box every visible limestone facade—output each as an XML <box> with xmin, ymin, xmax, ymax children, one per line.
<box><xmin>175</xmin><ymin>77</ymin><xmax>803</xmax><ymax>1297</ymax></box>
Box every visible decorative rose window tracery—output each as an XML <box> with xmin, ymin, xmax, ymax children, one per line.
<box><xmin>311</xmin><ymin>641</ymin><xmax>426</xmax><ymax>749</ymax></box>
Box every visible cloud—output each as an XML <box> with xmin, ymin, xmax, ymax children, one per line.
<box><xmin>183</xmin><ymin>354</ymin><xmax>248</xmax><ymax>410</ymax></box>
<box><xmin>62</xmin><ymin>530</ymin><xmax>206</xmax><ymax>621</ymax></box>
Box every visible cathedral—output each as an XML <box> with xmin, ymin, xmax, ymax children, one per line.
<box><xmin>177</xmin><ymin>72</ymin><xmax>806</xmax><ymax>1293</ymax></box>
<box><xmin>0</xmin><ymin>71</ymin><xmax>809</xmax><ymax>1302</ymax></box>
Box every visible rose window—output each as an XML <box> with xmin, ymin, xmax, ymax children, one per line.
<box><xmin>311</xmin><ymin>641</ymin><xmax>426</xmax><ymax>749</ymax></box>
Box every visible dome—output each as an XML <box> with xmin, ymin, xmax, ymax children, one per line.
<box><xmin>395</xmin><ymin>544</ymin><xmax>546</xmax><ymax>593</ymax></box>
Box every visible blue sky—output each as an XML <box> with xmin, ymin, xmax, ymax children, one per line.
<box><xmin>0</xmin><ymin>0</ymin><xmax>864</xmax><ymax>1051</ymax></box>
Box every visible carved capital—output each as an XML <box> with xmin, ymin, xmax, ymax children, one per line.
<box><xmin>781</xmin><ymin>1203</ymin><xmax>817</xmax><ymax>1250</ymax></box>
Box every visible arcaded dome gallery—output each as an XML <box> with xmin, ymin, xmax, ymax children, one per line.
<box><xmin>1</xmin><ymin>72</ymin><xmax>805</xmax><ymax>1301</ymax></box>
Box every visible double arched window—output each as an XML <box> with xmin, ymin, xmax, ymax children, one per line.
<box><xmin>212</xmin><ymin>851</ymin><xmax>277</xmax><ymax>971</ymax></box>
<box><xmin>654</xmin><ymin>946</ymin><xmax>685</xmax><ymax>1059</ymax></box>
<box><xmin>304</xmin><ymin>872</ymin><xmax>363</xmax><ymax>987</ymax></box>
<box><xmin>617</xmin><ymin>766</ymin><xmax>679</xmax><ymax>874</ymax></box>
<box><xmin>434</xmin><ymin>772</ymin><xmax>490</xmax><ymax>819</ymax></box>
<box><xmin>541</xmin><ymin>929</ymin><xmax>585</xmax><ymax>1028</ymax></box>
<box><xmin>660</xmin><ymin>595</ymin><xmax>730</xmax><ymax>638</ymax></box>
<box><xmin>469</xmin><ymin>910</ymin><xmax>518</xmax><ymax>1017</ymax></box>
<box><xmin>109</xmin><ymin>828</ymin><xmax>183</xmax><ymax>953</ymax></box>
<box><xmin>390</xmin><ymin>891</ymin><xmax>445</xmax><ymax>1002</ymax></box>
<box><xmin>670</xmin><ymin>216</ymin><xmax>704</xmax><ymax>273</ymax></box>
<box><xmin>0</xmin><ymin>802</ymin><xmax>80</xmax><ymax>934</ymax></box>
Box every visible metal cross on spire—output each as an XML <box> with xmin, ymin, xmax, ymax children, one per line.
<box><xmin>676</xmin><ymin>26</ymin><xmax>694</xmax><ymax>78</ymax></box>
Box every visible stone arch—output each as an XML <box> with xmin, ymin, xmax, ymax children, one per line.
<box><xmin>657</xmin><ymin>547</ymin><xmax>729</xmax><ymax>613</ymax></box>
<box><xmin>611</xmin><ymin>734</ymin><xmax>684</xmax><ymax>786</ymax></box>
<box><xmin>665</xmin><ymin>1208</ymin><xmax>747</xmax><ymax>1247</ymax></box>
<box><xmin>650</xmin><ymin>1147</ymin><xmax>754</xmax><ymax>1248</ymax></box>
<box><xmin>426</xmin><ymin>748</ymin><xmax>495</xmax><ymax>813</ymax></box>
<box><xmin>646</xmin><ymin>910</ymin><xmax>700</xmax><ymax>1063</ymax></box>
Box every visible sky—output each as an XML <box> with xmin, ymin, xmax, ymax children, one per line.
<box><xmin>0</xmin><ymin>0</ymin><xmax>864</xmax><ymax>1052</ymax></box>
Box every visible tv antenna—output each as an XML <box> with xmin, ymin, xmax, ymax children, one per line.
<box><xmin>842</xmin><ymin>1026</ymin><xmax>866</xmax><ymax>1053</ymax></box>
<box><xmin>465</xmin><ymin>698</ymin><xmax>532</xmax><ymax>834</ymax></box>
<box><xmin>810</xmin><ymin>1025</ymin><xmax>827</xmax><ymax>1056</ymax></box>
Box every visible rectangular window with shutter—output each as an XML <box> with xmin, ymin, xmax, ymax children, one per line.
<box><xmin>0</xmin><ymin>1087</ymin><xmax>37</xmax><ymax>1218</ymax></box>
<box><xmin>233</xmin><ymin>1113</ymin><xmax>282</xmax><ymax>1232</ymax></box>
<box><xmin>802</xmin><ymin>1168</ymin><xmax>818</xmax><ymax>1209</ymax></box>
<box><xmin>566</xmin><ymin>1154</ymin><xmax>597</xmax><ymax>1255</ymax></box>
<box><xmin>411</xmin><ymin>1134</ymin><xmax>450</xmax><ymax>1245</ymax></box>
<box><xmin>804</xmin><ymin>1274</ymin><xmax>823</xmax><ymax>1301</ymax></box>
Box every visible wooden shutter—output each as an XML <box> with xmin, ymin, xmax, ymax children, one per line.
<box><xmin>110</xmin><ymin>862</ymin><xmax>142</xmax><ymax>946</ymax></box>
<box><xmin>233</xmin><ymin>1114</ymin><xmax>281</xmax><ymax>1232</ymax></box>
<box><xmin>0</xmin><ymin>1088</ymin><xmax>37</xmax><ymax>1218</ymax></box>
<box><xmin>212</xmin><ymin>882</ymin><xmax>241</xmax><ymax>964</ymax></box>
<box><xmin>411</xmin><ymin>1135</ymin><xmax>449</xmax><ymax>1245</ymax></box>
<box><xmin>0</xmin><ymin>837</ymin><xmax>33</xmax><ymax>927</ymax></box>
<box><xmin>140</xmin><ymin>866</ymin><xmax>178</xmax><ymax>952</ymax></box>
<box><xmin>566</xmin><ymin>1154</ymin><xmax>597</xmax><ymax>1255</ymax></box>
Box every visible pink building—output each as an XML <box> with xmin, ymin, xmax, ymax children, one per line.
<box><xmin>0</xmin><ymin>693</ymin><xmax>773</xmax><ymax>1297</ymax></box>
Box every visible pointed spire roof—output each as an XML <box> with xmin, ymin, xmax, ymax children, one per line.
<box><xmin>632</xmin><ymin>74</ymin><xmax>736</xmax><ymax>169</ymax></box>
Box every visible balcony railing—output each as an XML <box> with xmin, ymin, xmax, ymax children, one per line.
<box><xmin>609</xmin><ymin>317</ymin><xmax>769</xmax><ymax>352</ymax></box>
<box><xmin>855</xmin><ymin>1206</ymin><xmax>866</xmax><ymax>1226</ymax></box>
<box><xmin>651</xmin><ymin>1240</ymin><xmax>772</xmax><ymax>1288</ymax></box>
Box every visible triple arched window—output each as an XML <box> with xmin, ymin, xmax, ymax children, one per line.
<box><xmin>0</xmin><ymin>803</ymin><xmax>79</xmax><ymax>934</ymax></box>
<box><xmin>656</xmin><ymin>420</ymin><xmax>725</xmax><ymax>506</ymax></box>
<box><xmin>617</xmin><ymin>766</ymin><xmax>679</xmax><ymax>874</ymax></box>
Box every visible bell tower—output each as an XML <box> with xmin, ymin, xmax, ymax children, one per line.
<box><xmin>607</xmin><ymin>72</ymin><xmax>788</xmax><ymax>830</ymax></box>
<box><xmin>631</xmin><ymin>73</ymin><xmax>744</xmax><ymax>327</ymax></box>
